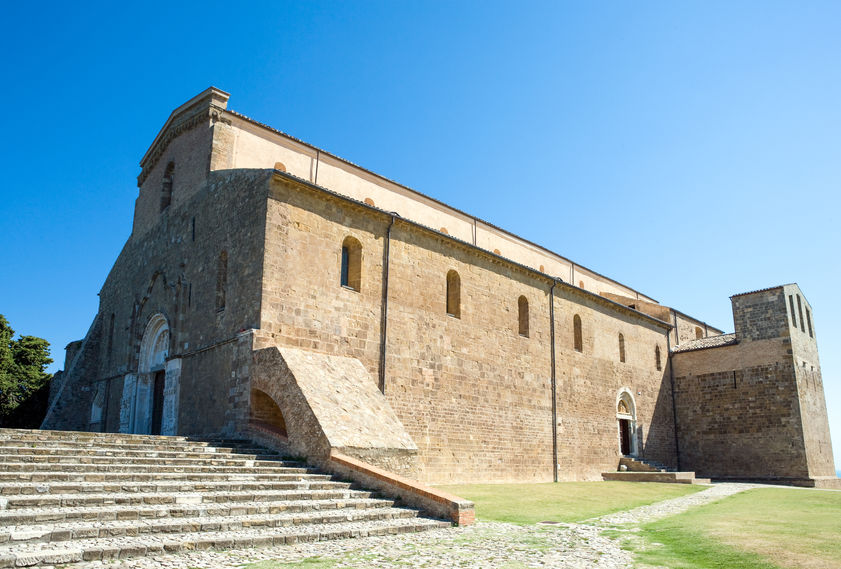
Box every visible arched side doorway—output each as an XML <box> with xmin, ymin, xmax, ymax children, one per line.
<box><xmin>250</xmin><ymin>388</ymin><xmax>288</xmax><ymax>438</ymax></box>
<box><xmin>120</xmin><ymin>314</ymin><xmax>180</xmax><ymax>435</ymax></box>
<box><xmin>616</xmin><ymin>389</ymin><xmax>637</xmax><ymax>456</ymax></box>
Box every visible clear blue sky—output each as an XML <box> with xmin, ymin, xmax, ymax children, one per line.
<box><xmin>2</xmin><ymin>1</ymin><xmax>840</xmax><ymax>471</ymax></box>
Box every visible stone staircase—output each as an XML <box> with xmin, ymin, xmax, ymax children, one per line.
<box><xmin>0</xmin><ymin>429</ymin><xmax>449</xmax><ymax>567</ymax></box>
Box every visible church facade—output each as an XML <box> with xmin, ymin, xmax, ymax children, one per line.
<box><xmin>43</xmin><ymin>88</ymin><xmax>838</xmax><ymax>488</ymax></box>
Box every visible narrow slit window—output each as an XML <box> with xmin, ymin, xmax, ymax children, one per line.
<box><xmin>806</xmin><ymin>308</ymin><xmax>813</xmax><ymax>338</ymax></box>
<box><xmin>618</xmin><ymin>333</ymin><xmax>626</xmax><ymax>363</ymax></box>
<box><xmin>107</xmin><ymin>313</ymin><xmax>115</xmax><ymax>363</ymax></box>
<box><xmin>340</xmin><ymin>236</ymin><xmax>362</xmax><ymax>291</ymax></box>
<box><xmin>160</xmin><ymin>162</ymin><xmax>174</xmax><ymax>212</ymax></box>
<box><xmin>789</xmin><ymin>295</ymin><xmax>798</xmax><ymax>328</ymax></box>
<box><xmin>573</xmin><ymin>314</ymin><xmax>582</xmax><ymax>352</ymax></box>
<box><xmin>518</xmin><ymin>296</ymin><xmax>529</xmax><ymax>337</ymax></box>
<box><xmin>446</xmin><ymin>270</ymin><xmax>461</xmax><ymax>318</ymax></box>
<box><xmin>216</xmin><ymin>250</ymin><xmax>227</xmax><ymax>311</ymax></box>
<box><xmin>655</xmin><ymin>345</ymin><xmax>662</xmax><ymax>371</ymax></box>
<box><xmin>796</xmin><ymin>295</ymin><xmax>805</xmax><ymax>333</ymax></box>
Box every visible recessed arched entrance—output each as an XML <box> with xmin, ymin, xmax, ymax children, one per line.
<box><xmin>250</xmin><ymin>388</ymin><xmax>287</xmax><ymax>437</ymax></box>
<box><xmin>120</xmin><ymin>313</ymin><xmax>181</xmax><ymax>435</ymax></box>
<box><xmin>616</xmin><ymin>389</ymin><xmax>637</xmax><ymax>456</ymax></box>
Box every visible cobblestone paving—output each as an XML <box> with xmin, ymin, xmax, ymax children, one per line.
<box><xmin>55</xmin><ymin>483</ymin><xmax>757</xmax><ymax>569</ymax></box>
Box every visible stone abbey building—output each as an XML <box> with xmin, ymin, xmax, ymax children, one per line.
<box><xmin>43</xmin><ymin>88</ymin><xmax>838</xmax><ymax>488</ymax></box>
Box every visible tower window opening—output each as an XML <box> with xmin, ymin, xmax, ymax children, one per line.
<box><xmin>796</xmin><ymin>295</ymin><xmax>805</xmax><ymax>333</ymax></box>
<box><xmin>655</xmin><ymin>345</ymin><xmax>662</xmax><ymax>371</ymax></box>
<box><xmin>789</xmin><ymin>295</ymin><xmax>797</xmax><ymax>328</ymax></box>
<box><xmin>806</xmin><ymin>308</ymin><xmax>813</xmax><ymax>338</ymax></box>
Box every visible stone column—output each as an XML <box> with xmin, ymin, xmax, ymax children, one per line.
<box><xmin>134</xmin><ymin>373</ymin><xmax>153</xmax><ymax>435</ymax></box>
<box><xmin>119</xmin><ymin>373</ymin><xmax>137</xmax><ymax>433</ymax></box>
<box><xmin>162</xmin><ymin>358</ymin><xmax>182</xmax><ymax>435</ymax></box>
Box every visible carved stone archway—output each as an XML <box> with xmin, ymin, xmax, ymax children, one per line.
<box><xmin>616</xmin><ymin>388</ymin><xmax>637</xmax><ymax>456</ymax></box>
<box><xmin>119</xmin><ymin>313</ymin><xmax>180</xmax><ymax>435</ymax></box>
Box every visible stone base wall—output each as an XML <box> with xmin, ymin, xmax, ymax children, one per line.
<box><xmin>673</xmin><ymin>343</ymin><xmax>810</xmax><ymax>479</ymax></box>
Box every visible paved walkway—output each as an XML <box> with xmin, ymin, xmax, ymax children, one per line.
<box><xmin>68</xmin><ymin>483</ymin><xmax>757</xmax><ymax>569</ymax></box>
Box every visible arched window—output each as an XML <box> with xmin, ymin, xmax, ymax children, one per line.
<box><xmin>216</xmin><ymin>251</ymin><xmax>228</xmax><ymax>311</ymax></box>
<box><xmin>695</xmin><ymin>326</ymin><xmax>703</xmax><ymax>340</ymax></box>
<box><xmin>518</xmin><ymin>296</ymin><xmax>529</xmax><ymax>337</ymax></box>
<box><xmin>160</xmin><ymin>162</ymin><xmax>174</xmax><ymax>212</ymax></box>
<box><xmin>340</xmin><ymin>236</ymin><xmax>362</xmax><ymax>291</ymax></box>
<box><xmin>446</xmin><ymin>270</ymin><xmax>461</xmax><ymax>318</ymax></box>
<box><xmin>655</xmin><ymin>345</ymin><xmax>662</xmax><ymax>371</ymax></box>
<box><xmin>573</xmin><ymin>314</ymin><xmax>582</xmax><ymax>352</ymax></box>
<box><xmin>618</xmin><ymin>333</ymin><xmax>626</xmax><ymax>363</ymax></box>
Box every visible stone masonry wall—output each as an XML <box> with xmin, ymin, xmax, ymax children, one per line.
<box><xmin>671</xmin><ymin>284</ymin><xmax>837</xmax><ymax>483</ymax></box>
<box><xmin>673</xmin><ymin>346</ymin><xmax>808</xmax><ymax>480</ymax></box>
<box><xmin>259</xmin><ymin>175</ymin><xmax>676</xmax><ymax>483</ymax></box>
<box><xmin>783</xmin><ymin>284</ymin><xmax>837</xmax><ymax>479</ymax></box>
<box><xmin>552</xmin><ymin>289</ymin><xmax>676</xmax><ymax>481</ymax></box>
<box><xmin>41</xmin><ymin>316</ymin><xmax>103</xmax><ymax>431</ymax></box>
<box><xmin>732</xmin><ymin>287</ymin><xmax>790</xmax><ymax>342</ymax></box>
<box><xmin>133</xmin><ymin>122</ymin><xmax>217</xmax><ymax>238</ymax></box>
<box><xmin>78</xmin><ymin>169</ymin><xmax>270</xmax><ymax>436</ymax></box>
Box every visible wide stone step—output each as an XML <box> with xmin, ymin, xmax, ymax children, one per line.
<box><xmin>0</xmin><ymin>517</ymin><xmax>450</xmax><ymax>567</ymax></box>
<box><xmin>0</xmin><ymin>447</ymin><xmax>285</xmax><ymax>461</ymax></box>
<box><xmin>0</xmin><ymin>471</ymin><xmax>333</xmax><ymax>483</ymax></box>
<box><xmin>0</xmin><ymin>429</ymin><xmax>193</xmax><ymax>444</ymax></box>
<box><xmin>0</xmin><ymin>488</ymin><xmax>372</xmax><ymax>510</ymax></box>
<box><xmin>0</xmin><ymin>462</ymin><xmax>314</xmax><ymax>475</ymax></box>
<box><xmin>0</xmin><ymin>454</ymin><xmax>297</xmax><ymax>467</ymax></box>
<box><xmin>0</xmin><ymin>430</ymin><xmax>453</xmax><ymax>566</ymax></box>
<box><xmin>0</xmin><ymin>506</ymin><xmax>418</xmax><ymax>544</ymax></box>
<box><xmin>0</xmin><ymin>497</ymin><xmax>392</xmax><ymax>525</ymax></box>
<box><xmin>0</xmin><ymin>440</ymin><xmax>257</xmax><ymax>455</ymax></box>
<box><xmin>0</xmin><ymin>479</ymin><xmax>350</xmax><ymax>496</ymax></box>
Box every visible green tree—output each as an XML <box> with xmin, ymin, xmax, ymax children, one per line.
<box><xmin>0</xmin><ymin>315</ymin><xmax>53</xmax><ymax>423</ymax></box>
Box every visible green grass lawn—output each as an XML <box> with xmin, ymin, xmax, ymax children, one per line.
<box><xmin>437</xmin><ymin>481</ymin><xmax>705</xmax><ymax>524</ymax></box>
<box><xmin>636</xmin><ymin>487</ymin><xmax>841</xmax><ymax>569</ymax></box>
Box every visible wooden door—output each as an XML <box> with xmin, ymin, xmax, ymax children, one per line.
<box><xmin>151</xmin><ymin>370</ymin><xmax>165</xmax><ymax>436</ymax></box>
<box><xmin>619</xmin><ymin>418</ymin><xmax>631</xmax><ymax>455</ymax></box>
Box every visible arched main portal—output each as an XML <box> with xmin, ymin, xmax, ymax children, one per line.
<box><xmin>124</xmin><ymin>314</ymin><xmax>180</xmax><ymax>435</ymax></box>
<box><xmin>616</xmin><ymin>389</ymin><xmax>637</xmax><ymax>456</ymax></box>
